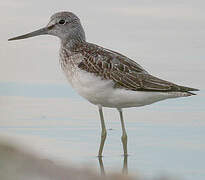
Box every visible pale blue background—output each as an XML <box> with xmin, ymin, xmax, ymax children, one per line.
<box><xmin>0</xmin><ymin>0</ymin><xmax>205</xmax><ymax>179</ymax></box>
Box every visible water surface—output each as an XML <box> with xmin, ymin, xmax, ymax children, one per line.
<box><xmin>1</xmin><ymin>83</ymin><xmax>205</xmax><ymax>180</ymax></box>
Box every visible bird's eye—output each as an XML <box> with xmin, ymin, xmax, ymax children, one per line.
<box><xmin>59</xmin><ymin>19</ymin><xmax>66</xmax><ymax>25</ymax></box>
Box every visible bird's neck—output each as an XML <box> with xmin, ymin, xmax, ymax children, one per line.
<box><xmin>61</xmin><ymin>38</ymin><xmax>85</xmax><ymax>51</ymax></box>
<box><xmin>61</xmin><ymin>24</ymin><xmax>86</xmax><ymax>51</ymax></box>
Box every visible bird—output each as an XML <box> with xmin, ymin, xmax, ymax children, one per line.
<box><xmin>8</xmin><ymin>11</ymin><xmax>199</xmax><ymax>157</ymax></box>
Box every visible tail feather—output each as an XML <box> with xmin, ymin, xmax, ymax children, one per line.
<box><xmin>179</xmin><ymin>85</ymin><xmax>199</xmax><ymax>92</ymax></box>
<box><xmin>178</xmin><ymin>85</ymin><xmax>199</xmax><ymax>96</ymax></box>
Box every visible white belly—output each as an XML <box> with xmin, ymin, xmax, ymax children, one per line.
<box><xmin>65</xmin><ymin>69</ymin><xmax>179</xmax><ymax>108</ymax></box>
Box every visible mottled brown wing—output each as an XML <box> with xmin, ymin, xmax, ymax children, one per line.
<box><xmin>77</xmin><ymin>43</ymin><xmax>196</xmax><ymax>92</ymax></box>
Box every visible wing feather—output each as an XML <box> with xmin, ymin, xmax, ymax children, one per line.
<box><xmin>76</xmin><ymin>43</ymin><xmax>198</xmax><ymax>93</ymax></box>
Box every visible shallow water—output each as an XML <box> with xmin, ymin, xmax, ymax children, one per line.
<box><xmin>1</xmin><ymin>83</ymin><xmax>205</xmax><ymax>180</ymax></box>
<box><xmin>1</xmin><ymin>1</ymin><xmax>205</xmax><ymax>179</ymax></box>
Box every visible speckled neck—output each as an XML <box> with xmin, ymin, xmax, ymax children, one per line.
<box><xmin>61</xmin><ymin>23</ymin><xmax>86</xmax><ymax>51</ymax></box>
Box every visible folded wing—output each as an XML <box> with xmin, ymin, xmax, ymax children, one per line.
<box><xmin>77</xmin><ymin>43</ymin><xmax>198</xmax><ymax>93</ymax></box>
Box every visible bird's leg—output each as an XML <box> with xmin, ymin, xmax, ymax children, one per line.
<box><xmin>98</xmin><ymin>105</ymin><xmax>107</xmax><ymax>157</ymax></box>
<box><xmin>117</xmin><ymin>108</ymin><xmax>128</xmax><ymax>156</ymax></box>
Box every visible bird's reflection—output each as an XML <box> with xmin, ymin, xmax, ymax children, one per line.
<box><xmin>122</xmin><ymin>155</ymin><xmax>128</xmax><ymax>175</ymax></box>
<box><xmin>98</xmin><ymin>155</ymin><xmax>128</xmax><ymax>176</ymax></box>
<box><xmin>98</xmin><ymin>156</ymin><xmax>106</xmax><ymax>176</ymax></box>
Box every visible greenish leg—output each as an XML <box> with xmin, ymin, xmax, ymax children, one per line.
<box><xmin>118</xmin><ymin>108</ymin><xmax>128</xmax><ymax>156</ymax></box>
<box><xmin>98</xmin><ymin>105</ymin><xmax>107</xmax><ymax>157</ymax></box>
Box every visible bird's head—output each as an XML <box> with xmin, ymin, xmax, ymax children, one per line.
<box><xmin>8</xmin><ymin>11</ymin><xmax>86</xmax><ymax>45</ymax></box>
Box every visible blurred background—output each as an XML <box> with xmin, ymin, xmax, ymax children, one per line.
<box><xmin>0</xmin><ymin>0</ymin><xmax>205</xmax><ymax>180</ymax></box>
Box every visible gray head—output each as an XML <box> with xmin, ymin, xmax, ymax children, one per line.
<box><xmin>8</xmin><ymin>12</ymin><xmax>86</xmax><ymax>46</ymax></box>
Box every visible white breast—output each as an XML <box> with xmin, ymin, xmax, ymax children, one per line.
<box><xmin>69</xmin><ymin>68</ymin><xmax>115</xmax><ymax>105</ymax></box>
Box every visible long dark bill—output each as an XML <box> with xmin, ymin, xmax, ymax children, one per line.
<box><xmin>8</xmin><ymin>26</ymin><xmax>51</xmax><ymax>41</ymax></box>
